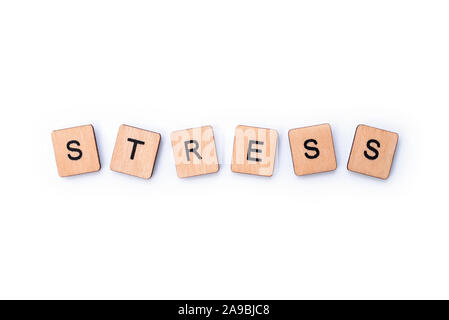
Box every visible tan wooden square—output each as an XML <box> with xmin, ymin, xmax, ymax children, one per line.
<box><xmin>170</xmin><ymin>126</ymin><xmax>219</xmax><ymax>178</ymax></box>
<box><xmin>288</xmin><ymin>123</ymin><xmax>337</xmax><ymax>176</ymax></box>
<box><xmin>231</xmin><ymin>125</ymin><xmax>278</xmax><ymax>177</ymax></box>
<box><xmin>51</xmin><ymin>124</ymin><xmax>101</xmax><ymax>177</ymax></box>
<box><xmin>110</xmin><ymin>124</ymin><xmax>161</xmax><ymax>179</ymax></box>
<box><xmin>347</xmin><ymin>124</ymin><xmax>399</xmax><ymax>179</ymax></box>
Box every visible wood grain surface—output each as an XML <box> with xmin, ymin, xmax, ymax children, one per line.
<box><xmin>170</xmin><ymin>126</ymin><xmax>219</xmax><ymax>178</ymax></box>
<box><xmin>231</xmin><ymin>125</ymin><xmax>278</xmax><ymax>177</ymax></box>
<box><xmin>347</xmin><ymin>124</ymin><xmax>398</xmax><ymax>179</ymax></box>
<box><xmin>51</xmin><ymin>124</ymin><xmax>101</xmax><ymax>177</ymax></box>
<box><xmin>289</xmin><ymin>123</ymin><xmax>337</xmax><ymax>176</ymax></box>
<box><xmin>110</xmin><ymin>124</ymin><xmax>161</xmax><ymax>179</ymax></box>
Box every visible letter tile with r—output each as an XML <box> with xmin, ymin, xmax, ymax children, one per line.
<box><xmin>170</xmin><ymin>125</ymin><xmax>219</xmax><ymax>178</ymax></box>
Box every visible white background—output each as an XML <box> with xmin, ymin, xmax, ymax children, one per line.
<box><xmin>0</xmin><ymin>1</ymin><xmax>448</xmax><ymax>299</ymax></box>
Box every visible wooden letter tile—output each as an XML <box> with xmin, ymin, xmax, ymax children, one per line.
<box><xmin>171</xmin><ymin>126</ymin><xmax>219</xmax><ymax>178</ymax></box>
<box><xmin>51</xmin><ymin>124</ymin><xmax>101</xmax><ymax>177</ymax></box>
<box><xmin>110</xmin><ymin>124</ymin><xmax>161</xmax><ymax>179</ymax></box>
<box><xmin>347</xmin><ymin>124</ymin><xmax>399</xmax><ymax>179</ymax></box>
<box><xmin>289</xmin><ymin>123</ymin><xmax>337</xmax><ymax>176</ymax></box>
<box><xmin>231</xmin><ymin>125</ymin><xmax>278</xmax><ymax>177</ymax></box>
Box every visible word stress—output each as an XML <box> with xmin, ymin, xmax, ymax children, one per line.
<box><xmin>52</xmin><ymin>123</ymin><xmax>399</xmax><ymax>180</ymax></box>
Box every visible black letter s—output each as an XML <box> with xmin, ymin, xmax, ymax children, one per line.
<box><xmin>304</xmin><ymin>139</ymin><xmax>319</xmax><ymax>159</ymax></box>
<box><xmin>364</xmin><ymin>139</ymin><xmax>380</xmax><ymax>160</ymax></box>
<box><xmin>67</xmin><ymin>140</ymin><xmax>82</xmax><ymax>160</ymax></box>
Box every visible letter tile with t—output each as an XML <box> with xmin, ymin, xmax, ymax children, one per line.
<box><xmin>110</xmin><ymin>124</ymin><xmax>161</xmax><ymax>179</ymax></box>
<box><xmin>231</xmin><ymin>125</ymin><xmax>278</xmax><ymax>177</ymax></box>
<box><xmin>347</xmin><ymin>124</ymin><xmax>399</xmax><ymax>179</ymax></box>
<box><xmin>51</xmin><ymin>124</ymin><xmax>101</xmax><ymax>177</ymax></box>
<box><xmin>170</xmin><ymin>126</ymin><xmax>219</xmax><ymax>178</ymax></box>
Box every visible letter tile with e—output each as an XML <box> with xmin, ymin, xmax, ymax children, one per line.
<box><xmin>289</xmin><ymin>123</ymin><xmax>337</xmax><ymax>176</ymax></box>
<box><xmin>110</xmin><ymin>124</ymin><xmax>161</xmax><ymax>179</ymax></box>
<box><xmin>170</xmin><ymin>126</ymin><xmax>219</xmax><ymax>178</ymax></box>
<box><xmin>51</xmin><ymin>124</ymin><xmax>101</xmax><ymax>177</ymax></box>
<box><xmin>347</xmin><ymin>124</ymin><xmax>399</xmax><ymax>179</ymax></box>
<box><xmin>231</xmin><ymin>125</ymin><xmax>278</xmax><ymax>177</ymax></box>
